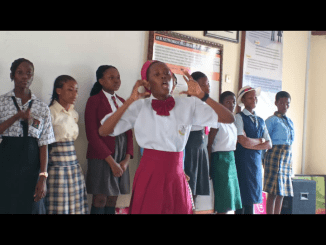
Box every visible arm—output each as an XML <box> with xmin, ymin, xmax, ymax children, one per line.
<box><xmin>34</xmin><ymin>145</ymin><xmax>48</xmax><ymax>202</ymax></box>
<box><xmin>181</xmin><ymin>70</ymin><xmax>234</xmax><ymax>124</ymax></box>
<box><xmin>0</xmin><ymin>109</ymin><xmax>30</xmax><ymax>134</ymax></box>
<box><xmin>207</xmin><ymin>128</ymin><xmax>218</xmax><ymax>167</ymax></box>
<box><xmin>207</xmin><ymin>128</ymin><xmax>218</xmax><ymax>178</ymax></box>
<box><xmin>85</xmin><ymin>97</ymin><xmax>113</xmax><ymax>159</ymax></box>
<box><xmin>237</xmin><ymin>135</ymin><xmax>272</xmax><ymax>150</ymax></box>
<box><xmin>99</xmin><ymin>80</ymin><xmax>150</xmax><ymax>137</ymax></box>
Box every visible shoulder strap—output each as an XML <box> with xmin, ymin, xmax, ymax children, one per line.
<box><xmin>11</xmin><ymin>96</ymin><xmax>21</xmax><ymax>111</ymax></box>
<box><xmin>11</xmin><ymin>96</ymin><xmax>34</xmax><ymax>138</ymax></box>
<box><xmin>11</xmin><ymin>96</ymin><xmax>34</xmax><ymax>111</ymax></box>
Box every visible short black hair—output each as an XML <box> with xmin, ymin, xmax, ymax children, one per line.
<box><xmin>276</xmin><ymin>91</ymin><xmax>291</xmax><ymax>101</ymax></box>
<box><xmin>191</xmin><ymin>71</ymin><xmax>207</xmax><ymax>82</ymax></box>
<box><xmin>219</xmin><ymin>91</ymin><xmax>236</xmax><ymax>103</ymax></box>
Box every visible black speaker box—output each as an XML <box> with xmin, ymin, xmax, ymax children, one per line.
<box><xmin>281</xmin><ymin>179</ymin><xmax>316</xmax><ymax>214</ymax></box>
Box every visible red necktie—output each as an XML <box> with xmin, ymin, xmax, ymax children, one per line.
<box><xmin>111</xmin><ymin>96</ymin><xmax>119</xmax><ymax>109</ymax></box>
<box><xmin>151</xmin><ymin>96</ymin><xmax>175</xmax><ymax>116</ymax></box>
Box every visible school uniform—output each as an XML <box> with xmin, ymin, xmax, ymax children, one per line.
<box><xmin>234</xmin><ymin>109</ymin><xmax>271</xmax><ymax>213</ymax></box>
<box><xmin>85</xmin><ymin>90</ymin><xmax>133</xmax><ymax>197</ymax></box>
<box><xmin>210</xmin><ymin>122</ymin><xmax>242</xmax><ymax>213</ymax></box>
<box><xmin>101</xmin><ymin>94</ymin><xmax>218</xmax><ymax>214</ymax></box>
<box><xmin>263</xmin><ymin>112</ymin><xmax>295</xmax><ymax>197</ymax></box>
<box><xmin>184</xmin><ymin>125</ymin><xmax>210</xmax><ymax>196</ymax></box>
<box><xmin>46</xmin><ymin>100</ymin><xmax>88</xmax><ymax>214</ymax></box>
<box><xmin>0</xmin><ymin>90</ymin><xmax>55</xmax><ymax>214</ymax></box>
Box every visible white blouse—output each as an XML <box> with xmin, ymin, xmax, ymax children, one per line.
<box><xmin>212</xmin><ymin>122</ymin><xmax>237</xmax><ymax>152</ymax></box>
<box><xmin>101</xmin><ymin>95</ymin><xmax>218</xmax><ymax>152</ymax></box>
<box><xmin>50</xmin><ymin>100</ymin><xmax>79</xmax><ymax>142</ymax></box>
<box><xmin>0</xmin><ymin>90</ymin><xmax>55</xmax><ymax>147</ymax></box>
<box><xmin>102</xmin><ymin>90</ymin><xmax>124</xmax><ymax>112</ymax></box>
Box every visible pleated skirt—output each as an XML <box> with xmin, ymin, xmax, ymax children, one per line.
<box><xmin>129</xmin><ymin>149</ymin><xmax>193</xmax><ymax>214</ymax></box>
<box><xmin>45</xmin><ymin>141</ymin><xmax>89</xmax><ymax>214</ymax></box>
<box><xmin>210</xmin><ymin>151</ymin><xmax>242</xmax><ymax>213</ymax></box>
<box><xmin>184</xmin><ymin>130</ymin><xmax>210</xmax><ymax>196</ymax></box>
<box><xmin>86</xmin><ymin>133</ymin><xmax>130</xmax><ymax>196</ymax></box>
<box><xmin>263</xmin><ymin>145</ymin><xmax>293</xmax><ymax>197</ymax></box>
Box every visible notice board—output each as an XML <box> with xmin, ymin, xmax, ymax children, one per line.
<box><xmin>148</xmin><ymin>31</ymin><xmax>223</xmax><ymax>102</ymax></box>
<box><xmin>238</xmin><ymin>31</ymin><xmax>284</xmax><ymax>120</ymax></box>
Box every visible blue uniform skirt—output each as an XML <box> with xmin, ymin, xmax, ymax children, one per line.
<box><xmin>45</xmin><ymin>141</ymin><xmax>89</xmax><ymax>214</ymax></box>
<box><xmin>263</xmin><ymin>145</ymin><xmax>293</xmax><ymax>197</ymax></box>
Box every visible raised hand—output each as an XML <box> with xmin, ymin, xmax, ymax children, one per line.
<box><xmin>130</xmin><ymin>80</ymin><xmax>151</xmax><ymax>102</ymax></box>
<box><xmin>179</xmin><ymin>70</ymin><xmax>205</xmax><ymax>99</ymax></box>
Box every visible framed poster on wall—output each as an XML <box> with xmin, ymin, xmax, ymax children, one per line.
<box><xmin>238</xmin><ymin>31</ymin><xmax>284</xmax><ymax>119</ymax></box>
<box><xmin>147</xmin><ymin>31</ymin><xmax>223</xmax><ymax>102</ymax></box>
<box><xmin>204</xmin><ymin>31</ymin><xmax>239</xmax><ymax>43</ymax></box>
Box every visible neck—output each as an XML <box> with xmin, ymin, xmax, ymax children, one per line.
<box><xmin>245</xmin><ymin>107</ymin><xmax>254</xmax><ymax>114</ymax></box>
<box><xmin>152</xmin><ymin>93</ymin><xmax>170</xmax><ymax>101</ymax></box>
<box><xmin>57</xmin><ymin>99</ymin><xmax>70</xmax><ymax>111</ymax></box>
<box><xmin>14</xmin><ymin>87</ymin><xmax>30</xmax><ymax>98</ymax></box>
<box><xmin>103</xmin><ymin>89</ymin><xmax>114</xmax><ymax>95</ymax></box>
<box><xmin>277</xmin><ymin>111</ymin><xmax>286</xmax><ymax>116</ymax></box>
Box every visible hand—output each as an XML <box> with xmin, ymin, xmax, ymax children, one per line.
<box><xmin>109</xmin><ymin>161</ymin><xmax>124</xmax><ymax>178</ymax></box>
<box><xmin>34</xmin><ymin>176</ymin><xmax>47</xmax><ymax>202</ymax></box>
<box><xmin>129</xmin><ymin>80</ymin><xmax>151</xmax><ymax>102</ymax></box>
<box><xmin>184</xmin><ymin>171</ymin><xmax>190</xmax><ymax>182</ymax></box>
<box><xmin>16</xmin><ymin>108</ymin><xmax>31</xmax><ymax>121</ymax></box>
<box><xmin>180</xmin><ymin>70</ymin><xmax>205</xmax><ymax>99</ymax></box>
<box><xmin>119</xmin><ymin>158</ymin><xmax>130</xmax><ymax>173</ymax></box>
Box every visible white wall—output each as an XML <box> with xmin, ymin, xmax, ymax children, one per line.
<box><xmin>0</xmin><ymin>31</ymin><xmax>147</xmax><ymax>122</ymax></box>
<box><xmin>0</xmin><ymin>31</ymin><xmax>147</xmax><ymax>208</ymax></box>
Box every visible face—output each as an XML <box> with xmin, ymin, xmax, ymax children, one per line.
<box><xmin>99</xmin><ymin>67</ymin><xmax>121</xmax><ymax>93</ymax></box>
<box><xmin>12</xmin><ymin>61</ymin><xmax>34</xmax><ymax>89</ymax></box>
<box><xmin>222</xmin><ymin>95</ymin><xmax>236</xmax><ymax>112</ymax></box>
<box><xmin>242</xmin><ymin>90</ymin><xmax>258</xmax><ymax>110</ymax></box>
<box><xmin>197</xmin><ymin>76</ymin><xmax>210</xmax><ymax>94</ymax></box>
<box><xmin>147</xmin><ymin>62</ymin><xmax>173</xmax><ymax>98</ymax></box>
<box><xmin>56</xmin><ymin>80</ymin><xmax>78</xmax><ymax>105</ymax></box>
<box><xmin>276</xmin><ymin>97</ymin><xmax>290</xmax><ymax>115</ymax></box>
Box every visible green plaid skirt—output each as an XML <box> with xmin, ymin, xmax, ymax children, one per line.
<box><xmin>263</xmin><ymin>145</ymin><xmax>293</xmax><ymax>197</ymax></box>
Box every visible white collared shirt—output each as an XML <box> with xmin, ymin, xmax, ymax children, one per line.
<box><xmin>0</xmin><ymin>90</ymin><xmax>55</xmax><ymax>146</ymax></box>
<box><xmin>50</xmin><ymin>100</ymin><xmax>79</xmax><ymax>142</ymax></box>
<box><xmin>101</xmin><ymin>95</ymin><xmax>218</xmax><ymax>152</ymax></box>
<box><xmin>212</xmin><ymin>122</ymin><xmax>237</xmax><ymax>152</ymax></box>
<box><xmin>102</xmin><ymin>90</ymin><xmax>123</xmax><ymax>112</ymax></box>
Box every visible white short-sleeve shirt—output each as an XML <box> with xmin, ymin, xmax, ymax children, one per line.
<box><xmin>101</xmin><ymin>95</ymin><xmax>218</xmax><ymax>152</ymax></box>
<box><xmin>0</xmin><ymin>90</ymin><xmax>55</xmax><ymax>147</ymax></box>
<box><xmin>50</xmin><ymin>100</ymin><xmax>79</xmax><ymax>142</ymax></box>
<box><xmin>212</xmin><ymin>122</ymin><xmax>237</xmax><ymax>152</ymax></box>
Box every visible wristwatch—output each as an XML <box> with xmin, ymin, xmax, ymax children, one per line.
<box><xmin>261</xmin><ymin>138</ymin><xmax>266</xmax><ymax>144</ymax></box>
<box><xmin>201</xmin><ymin>92</ymin><xmax>209</xmax><ymax>102</ymax></box>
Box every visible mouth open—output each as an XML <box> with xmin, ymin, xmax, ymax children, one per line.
<box><xmin>162</xmin><ymin>81</ymin><xmax>169</xmax><ymax>88</ymax></box>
